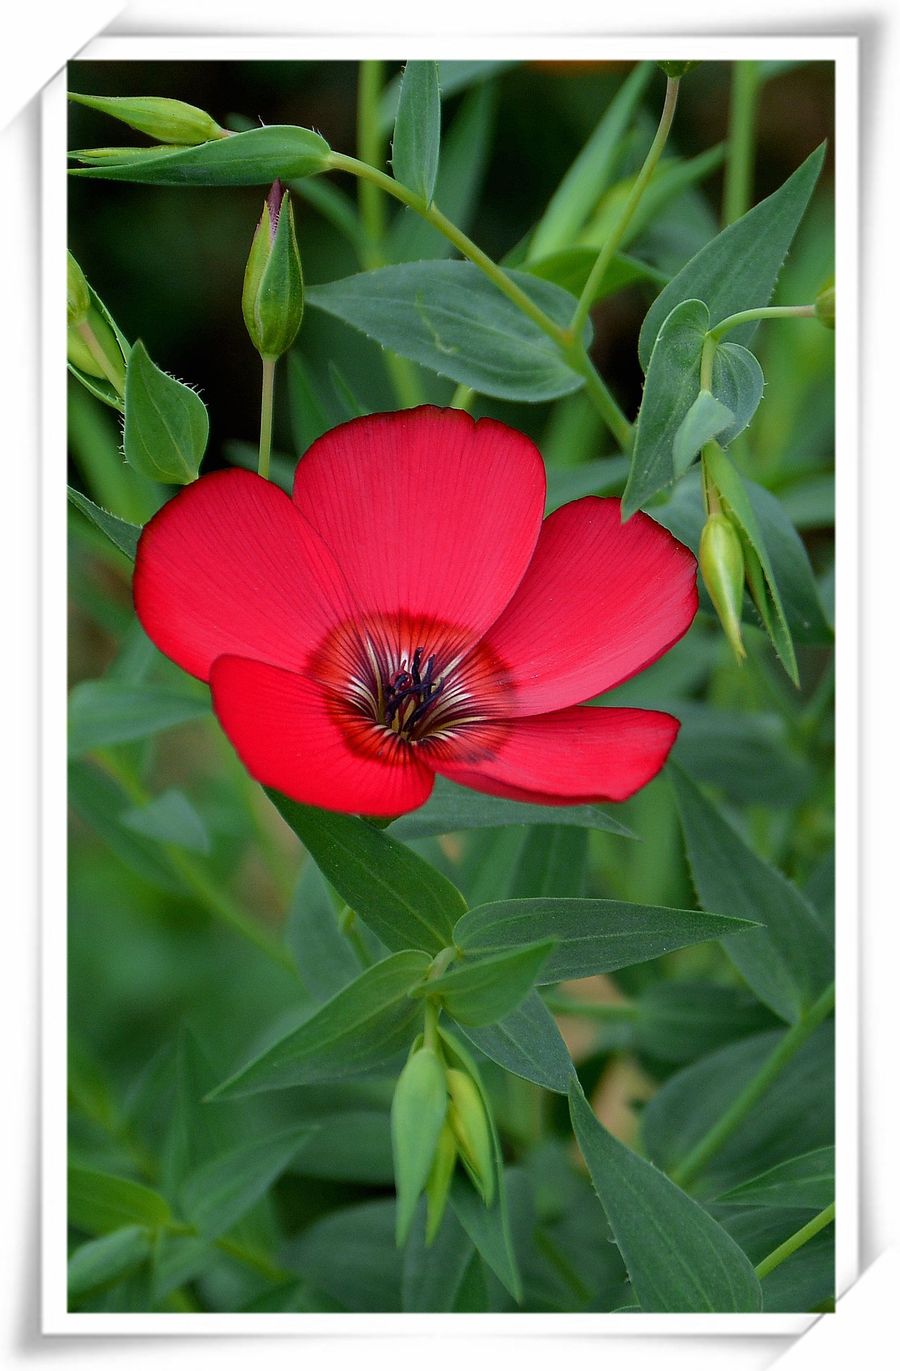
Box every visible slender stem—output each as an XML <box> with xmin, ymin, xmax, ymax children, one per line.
<box><xmin>75</xmin><ymin>319</ymin><xmax>125</xmax><ymax>394</ymax></box>
<box><xmin>543</xmin><ymin>991</ymin><xmax>638</xmax><ymax>1022</ymax></box>
<box><xmin>754</xmin><ymin>1203</ymin><xmax>835</xmax><ymax>1280</ymax></box>
<box><xmin>423</xmin><ymin>998</ymin><xmax>441</xmax><ymax>1053</ymax></box>
<box><xmin>338</xmin><ymin>905</ymin><xmax>374</xmax><ymax>968</ymax></box>
<box><xmin>569</xmin><ymin>76</ymin><xmax>681</xmax><ymax>340</ymax></box>
<box><xmin>722</xmin><ymin>61</ymin><xmax>760</xmax><ymax>226</ymax></box>
<box><xmin>565</xmin><ymin>346</ymin><xmax>634</xmax><ymax>451</ymax></box>
<box><xmin>215</xmin><ymin>1234</ymin><xmax>295</xmax><ymax>1284</ymax></box>
<box><xmin>356</xmin><ymin>60</ymin><xmax>387</xmax><ymax>251</ymax></box>
<box><xmin>94</xmin><ymin>750</ymin><xmax>296</xmax><ymax>974</ymax></box>
<box><xmin>700</xmin><ymin>333</ymin><xmax>718</xmax><ymax>391</ymax></box>
<box><xmin>257</xmin><ymin>356</ymin><xmax>276</xmax><ymax>479</ymax></box>
<box><xmin>670</xmin><ymin>981</ymin><xmax>835</xmax><ymax>1189</ymax></box>
<box><xmin>450</xmin><ymin>382</ymin><xmax>476</xmax><ymax>412</ymax></box>
<box><xmin>709</xmin><ymin>304</ymin><xmax>816</xmax><ymax>342</ymax></box>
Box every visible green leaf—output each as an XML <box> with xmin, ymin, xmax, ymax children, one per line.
<box><xmin>266</xmin><ymin>789</ymin><xmax>466</xmax><ymax>954</ymax></box>
<box><xmin>511</xmin><ymin>826</ymin><xmax>587</xmax><ymax>898</ymax></box>
<box><xmin>286</xmin><ymin>351</ymin><xmax>333</xmax><ymax>452</ymax></box>
<box><xmin>715</xmin><ymin>1147</ymin><xmax>834</xmax><ymax>1210</ymax></box>
<box><xmin>638</xmin><ymin>143</ymin><xmax>825</xmax><ymax>368</ymax></box>
<box><xmin>68</xmin><ymin>680</ymin><xmax>208</xmax><ymax>757</ymax></box>
<box><xmin>454</xmin><ymin>896</ymin><xmax>757</xmax><ymax>983</ymax></box>
<box><xmin>68</xmin><ymin>1226</ymin><xmax>151</xmax><ymax>1301</ymax></box>
<box><xmin>391</xmin><ymin>61</ymin><xmax>441</xmax><ymax>205</ymax></box>
<box><xmin>387</xmin><ymin>82</ymin><xmax>495</xmax><ymax>263</ymax></box>
<box><xmin>401</xmin><ymin>1204</ymin><xmax>473</xmax><ymax>1311</ymax></box>
<box><xmin>68</xmin><ymin>1166</ymin><xmax>172</xmax><ymax>1236</ymax></box>
<box><xmin>417</xmin><ymin>942</ymin><xmax>555</xmax><ymax>1027</ymax></box>
<box><xmin>673</xmin><ymin>388</ymin><xmax>734</xmax><ymax>475</ymax></box>
<box><xmin>545</xmin><ymin>455</ymin><xmax>631</xmax><ymax>511</ymax></box>
<box><xmin>459</xmin><ymin>991</ymin><xmax>576</xmax><ymax>1094</ymax></box>
<box><xmin>283</xmin><ymin>1198</ymin><xmax>402</xmax><ymax>1311</ymax></box>
<box><xmin>208</xmin><ymin>951</ymin><xmax>431</xmax><ymax>1098</ymax></box>
<box><xmin>672</xmin><ymin>703</ymin><xmax>813</xmax><ymax>806</ymax></box>
<box><xmin>623</xmin><ymin>298</ymin><xmax>709</xmax><ymax>516</ymax></box>
<box><xmin>69</xmin><ymin>761</ymin><xmax>182</xmax><ymax>893</ymax></box>
<box><xmin>290</xmin><ymin>1110</ymin><xmax>394</xmax><ymax>1184</ymax></box>
<box><xmin>286</xmin><ymin>861</ymin><xmax>370</xmax><ymax>1001</ymax></box>
<box><xmin>120</xmin><ymin>788</ymin><xmax>210</xmax><ymax>855</ymax></box>
<box><xmin>633</xmin><ymin>980</ymin><xmax>777</xmax><ymax>1064</ymax></box>
<box><xmin>642</xmin><ymin>1023</ymin><xmax>834</xmax><ymax>1198</ymax></box>
<box><xmin>306</xmin><ymin>261</ymin><xmax>589</xmax><ymax>403</ymax></box>
<box><xmin>69</xmin><ymin>124</ymin><xmax>332</xmax><ymax>184</ymax></box>
<box><xmin>726</xmin><ymin>1209</ymin><xmax>834</xmax><ymax>1313</ymax></box>
<box><xmin>390</xmin><ymin>776</ymin><xmax>634</xmax><ymax>840</ymax></box>
<box><xmin>123</xmin><ymin>340</ymin><xmax>209</xmax><ymax>483</ymax></box>
<box><xmin>712</xmin><ymin>342</ymin><xmax>765</xmax><ymax>445</ymax></box>
<box><xmin>378</xmin><ymin>60</ymin><xmax>517</xmax><ymax>133</ymax></box>
<box><xmin>528</xmin><ymin>62</ymin><xmax>655</xmax><ymax>260</ymax></box>
<box><xmin>525</xmin><ymin>247</ymin><xmax>668</xmax><ymax>304</ymax></box>
<box><xmin>671</xmin><ymin>763</ymin><xmax>832</xmax><ymax>1024</ymax></box>
<box><xmin>744</xmin><ymin>477</ymin><xmax>833</xmax><ymax>646</ymax></box>
<box><xmin>67</xmin><ymin>487</ymin><xmax>141</xmax><ymax>561</ymax></box>
<box><xmin>568</xmin><ymin>1081</ymin><xmax>762</xmax><ymax>1311</ymax></box>
<box><xmin>392</xmin><ymin>1047</ymin><xmax>448</xmax><ymax>1244</ymax></box>
<box><xmin>178</xmin><ymin>1124</ymin><xmax>317</xmax><ymax>1239</ymax></box>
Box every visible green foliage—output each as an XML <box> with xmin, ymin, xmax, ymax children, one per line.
<box><xmin>415</xmin><ymin>942</ymin><xmax>556</xmax><ymax>1027</ymax></box>
<box><xmin>69</xmin><ymin>124</ymin><xmax>332</xmax><ymax>184</ymax></box>
<box><xmin>715</xmin><ymin>1147</ymin><xmax>835</xmax><ymax>1209</ymax></box>
<box><xmin>67</xmin><ymin>487</ymin><xmax>141</xmax><ymax>559</ymax></box>
<box><xmin>391</xmin><ymin>61</ymin><xmax>441</xmax><ymax>205</ymax></box>
<box><xmin>68</xmin><ymin>680</ymin><xmax>207</xmax><ymax>756</ymax></box>
<box><xmin>392</xmin><ymin>777</ymin><xmax>633</xmax><ymax>839</ymax></box>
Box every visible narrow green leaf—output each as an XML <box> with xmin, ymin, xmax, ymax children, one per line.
<box><xmin>306</xmin><ymin>261</ymin><xmax>590</xmax><ymax>403</ymax></box>
<box><xmin>327</xmin><ymin>360</ymin><xmax>369</xmax><ymax>419</ymax></box>
<box><xmin>68</xmin><ymin>1226</ymin><xmax>151</xmax><ymax>1300</ymax></box>
<box><xmin>267</xmin><ymin>789</ymin><xmax>465</xmax><ymax>954</ymax></box>
<box><xmin>568</xmin><ymin>1081</ymin><xmax>763</xmax><ymax>1311</ymax></box>
<box><xmin>69</xmin><ymin>124</ymin><xmax>332</xmax><ymax>184</ymax></box>
<box><xmin>671</xmin><ymin>765</ymin><xmax>833</xmax><ymax>1023</ymax></box>
<box><xmin>67</xmin><ymin>487</ymin><xmax>141</xmax><ymax>561</ymax></box>
<box><xmin>178</xmin><ymin>1124</ymin><xmax>318</xmax><ymax>1239</ymax></box>
<box><xmin>545</xmin><ymin>455</ymin><xmax>631</xmax><ymax>511</ymax></box>
<box><xmin>401</xmin><ymin>1204</ymin><xmax>473</xmax><ymax>1311</ymax></box>
<box><xmin>123</xmin><ymin>340</ymin><xmax>209</xmax><ymax>483</ymax></box>
<box><xmin>68</xmin><ymin>1167</ymin><xmax>172</xmax><ymax>1236</ymax></box>
<box><xmin>673</xmin><ymin>702</ymin><xmax>813</xmax><ymax>806</ymax></box>
<box><xmin>455</xmin><ymin>896</ymin><xmax>757</xmax><ymax>983</ymax></box>
<box><xmin>633</xmin><ymin>980</ymin><xmax>777</xmax><ymax>1064</ymax></box>
<box><xmin>525</xmin><ymin>246</ymin><xmax>669</xmax><ymax>303</ymax></box>
<box><xmin>290</xmin><ymin>1110</ymin><xmax>394</xmax><ymax>1184</ymax></box>
<box><xmin>378</xmin><ymin>60</ymin><xmax>516</xmax><ymax>134</ymax></box>
<box><xmin>672</xmin><ymin>389</ymin><xmax>734</xmax><ymax>475</ymax></box>
<box><xmin>459</xmin><ymin>990</ymin><xmax>576</xmax><ymax>1094</ymax></box>
<box><xmin>623</xmin><ymin>298</ymin><xmax>709</xmax><ymax>516</ymax></box>
<box><xmin>712</xmin><ymin>342</ymin><xmax>765</xmax><ymax>445</ymax></box>
<box><xmin>120</xmin><ymin>788</ymin><xmax>210</xmax><ymax>855</ymax></box>
<box><xmin>391</xmin><ymin>61</ymin><xmax>441</xmax><ymax>205</ymax></box>
<box><xmin>390</xmin><ymin>776</ymin><xmax>634</xmax><ymax>840</ymax></box>
<box><xmin>715</xmin><ymin>1147</ymin><xmax>834</xmax><ymax>1210</ymax></box>
<box><xmin>282</xmin><ymin>1198</ymin><xmax>402</xmax><ymax>1311</ymax></box>
<box><xmin>639</xmin><ymin>143</ymin><xmax>826</xmax><ymax>367</ymax></box>
<box><xmin>69</xmin><ymin>761</ymin><xmax>182</xmax><ymax>893</ymax></box>
<box><xmin>208</xmin><ymin>951</ymin><xmax>431</xmax><ymax>1098</ymax></box>
<box><xmin>286</xmin><ymin>860</ymin><xmax>370</xmax><ymax>1001</ymax></box>
<box><xmin>528</xmin><ymin>62</ymin><xmax>655</xmax><ymax>260</ymax></box>
<box><xmin>511</xmin><ymin>826</ymin><xmax>587</xmax><ymax>898</ymax></box>
<box><xmin>68</xmin><ymin>680</ymin><xmax>208</xmax><ymax>757</ymax></box>
<box><xmin>744</xmin><ymin>477</ymin><xmax>833</xmax><ymax>645</ymax></box>
<box><xmin>286</xmin><ymin>351</ymin><xmax>333</xmax><ymax>452</ymax></box>
<box><xmin>416</xmin><ymin>942</ymin><xmax>555</xmax><ymax>1027</ymax></box>
<box><xmin>392</xmin><ymin>1047</ymin><xmax>448</xmax><ymax>1244</ymax></box>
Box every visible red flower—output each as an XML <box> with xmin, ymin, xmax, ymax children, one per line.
<box><xmin>134</xmin><ymin>407</ymin><xmax>698</xmax><ymax>817</ymax></box>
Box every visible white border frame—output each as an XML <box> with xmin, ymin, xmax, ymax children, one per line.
<box><xmin>42</xmin><ymin>34</ymin><xmax>858</xmax><ymax>1339</ymax></box>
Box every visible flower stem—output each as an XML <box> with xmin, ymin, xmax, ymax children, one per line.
<box><xmin>754</xmin><ymin>1203</ymin><xmax>835</xmax><ymax>1280</ymax></box>
<box><xmin>568</xmin><ymin>76</ymin><xmax>681</xmax><ymax>341</ymax></box>
<box><xmin>257</xmin><ymin>356</ymin><xmax>276</xmax><ymax>479</ymax></box>
<box><xmin>565</xmin><ymin>345</ymin><xmax>634</xmax><ymax>451</ymax></box>
<box><xmin>356</xmin><ymin>60</ymin><xmax>388</xmax><ymax>251</ymax></box>
<box><xmin>338</xmin><ymin>905</ymin><xmax>374</xmax><ymax>968</ymax></box>
<box><xmin>722</xmin><ymin>61</ymin><xmax>760</xmax><ymax>226</ymax></box>
<box><xmin>543</xmin><ymin>991</ymin><xmax>638</xmax><ymax>1021</ymax></box>
<box><xmin>450</xmin><ymin>382</ymin><xmax>476</xmax><ymax>412</ymax></box>
<box><xmin>669</xmin><ymin>981</ymin><xmax>835</xmax><ymax>1190</ymax></box>
<box><xmin>709</xmin><ymin>303</ymin><xmax>816</xmax><ymax>342</ymax></box>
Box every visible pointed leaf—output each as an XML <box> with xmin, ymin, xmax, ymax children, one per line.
<box><xmin>67</xmin><ymin>486</ymin><xmax>141</xmax><ymax>561</ymax></box>
<box><xmin>68</xmin><ymin>1167</ymin><xmax>172</xmax><ymax>1236</ymax></box>
<box><xmin>673</xmin><ymin>388</ymin><xmax>734</xmax><ymax>475</ymax></box>
<box><xmin>391</xmin><ymin>776</ymin><xmax>633</xmax><ymax>840</ymax></box>
<box><xmin>715</xmin><ymin>1147</ymin><xmax>834</xmax><ymax>1210</ymax></box>
<box><xmin>123</xmin><ymin>339</ymin><xmax>208</xmax><ymax>483</ymax></box>
<box><xmin>639</xmin><ymin>144</ymin><xmax>826</xmax><ymax>367</ymax></box>
<box><xmin>68</xmin><ymin>680</ymin><xmax>208</xmax><ymax>756</ymax></box>
<box><xmin>416</xmin><ymin>942</ymin><xmax>555</xmax><ymax>1027</ymax></box>
<box><xmin>178</xmin><ymin>1125</ymin><xmax>318</xmax><ymax>1239</ymax></box>
<box><xmin>671</xmin><ymin>764</ymin><xmax>833</xmax><ymax>1023</ymax></box>
<box><xmin>208</xmin><ymin>951</ymin><xmax>431</xmax><ymax>1098</ymax></box>
<box><xmin>68</xmin><ymin>1227</ymin><xmax>151</xmax><ymax>1301</ymax></box>
<box><xmin>120</xmin><ymin>788</ymin><xmax>209</xmax><ymax>854</ymax></box>
<box><xmin>70</xmin><ymin>124</ymin><xmax>332</xmax><ymax>184</ymax></box>
<box><xmin>267</xmin><ymin>789</ymin><xmax>465</xmax><ymax>954</ymax></box>
<box><xmin>391</xmin><ymin>61</ymin><xmax>441</xmax><ymax>204</ymax></box>
<box><xmin>454</xmin><ymin>896</ymin><xmax>757</xmax><ymax>983</ymax></box>
<box><xmin>712</xmin><ymin>342</ymin><xmax>765</xmax><ymax>445</ymax></box>
<box><xmin>568</xmin><ymin>1080</ymin><xmax>762</xmax><ymax>1311</ymax></box>
<box><xmin>459</xmin><ymin>990</ymin><xmax>576</xmax><ymax>1094</ymax></box>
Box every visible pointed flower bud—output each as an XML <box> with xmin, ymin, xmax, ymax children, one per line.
<box><xmin>67</xmin><ymin>251</ymin><xmax>90</xmax><ymax>326</ymax></box>
<box><xmin>814</xmin><ymin>280</ymin><xmax>835</xmax><ymax>329</ymax></box>
<box><xmin>68</xmin><ymin>91</ymin><xmax>226</xmax><ymax>145</ymax></box>
<box><xmin>390</xmin><ymin>1045</ymin><xmax>448</xmax><ymax>1247</ymax></box>
<box><xmin>425</xmin><ymin>1120</ymin><xmax>458</xmax><ymax>1245</ymax></box>
<box><xmin>446</xmin><ymin>1067</ymin><xmax>495</xmax><ymax>1206</ymax></box>
<box><xmin>242</xmin><ymin>181</ymin><xmax>304</xmax><ymax>361</ymax></box>
<box><xmin>700</xmin><ymin>511</ymin><xmax>747</xmax><ymax>663</ymax></box>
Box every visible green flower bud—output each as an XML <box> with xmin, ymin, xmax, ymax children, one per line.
<box><xmin>700</xmin><ymin>511</ymin><xmax>747</xmax><ymax>663</ymax></box>
<box><xmin>425</xmin><ymin>1121</ymin><xmax>458</xmax><ymax>1246</ymax></box>
<box><xmin>658</xmin><ymin>61</ymin><xmax>699</xmax><ymax>79</ymax></box>
<box><xmin>390</xmin><ymin>1045</ymin><xmax>448</xmax><ymax>1246</ymax></box>
<box><xmin>67</xmin><ymin>251</ymin><xmax>90</xmax><ymax>326</ymax></box>
<box><xmin>242</xmin><ymin>181</ymin><xmax>304</xmax><ymax>361</ymax></box>
<box><xmin>814</xmin><ymin>280</ymin><xmax>835</xmax><ymax>329</ymax></box>
<box><xmin>68</xmin><ymin>91</ymin><xmax>226</xmax><ymax>145</ymax></box>
<box><xmin>446</xmin><ymin>1068</ymin><xmax>494</xmax><ymax>1206</ymax></box>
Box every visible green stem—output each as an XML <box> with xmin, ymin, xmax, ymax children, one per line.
<box><xmin>215</xmin><ymin>1234</ymin><xmax>295</xmax><ymax>1284</ymax></box>
<box><xmin>257</xmin><ymin>356</ymin><xmax>276</xmax><ymax>479</ymax></box>
<box><xmin>356</xmin><ymin>60</ymin><xmax>388</xmax><ymax>251</ymax></box>
<box><xmin>450</xmin><ymin>382</ymin><xmax>476</xmax><ymax>412</ymax></box>
<box><xmin>338</xmin><ymin>905</ymin><xmax>374</xmax><ymax>968</ymax></box>
<box><xmin>754</xmin><ymin>1203</ymin><xmax>835</xmax><ymax>1280</ymax></box>
<box><xmin>543</xmin><ymin>991</ymin><xmax>638</xmax><ymax>1022</ymax></box>
<box><xmin>94</xmin><ymin>750</ymin><xmax>295</xmax><ymax>975</ymax></box>
<box><xmin>569</xmin><ymin>76</ymin><xmax>681</xmax><ymax>340</ymax></box>
<box><xmin>722</xmin><ymin>61</ymin><xmax>760</xmax><ymax>226</ymax></box>
<box><xmin>709</xmin><ymin>304</ymin><xmax>816</xmax><ymax>342</ymax></box>
<box><xmin>670</xmin><ymin>981</ymin><xmax>835</xmax><ymax>1189</ymax></box>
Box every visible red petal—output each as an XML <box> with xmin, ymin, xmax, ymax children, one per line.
<box><xmin>429</xmin><ymin>706</ymin><xmax>679</xmax><ymax>804</ymax></box>
<box><xmin>210</xmin><ymin>656</ymin><xmax>435</xmax><ymax>817</ymax></box>
<box><xmin>134</xmin><ymin>469</ymin><xmax>355</xmax><ymax>682</ymax></box>
<box><xmin>469</xmin><ymin>498</ymin><xmax>698</xmax><ymax>715</ymax></box>
<box><xmin>292</xmin><ymin>407</ymin><xmax>546</xmax><ymax>659</ymax></box>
